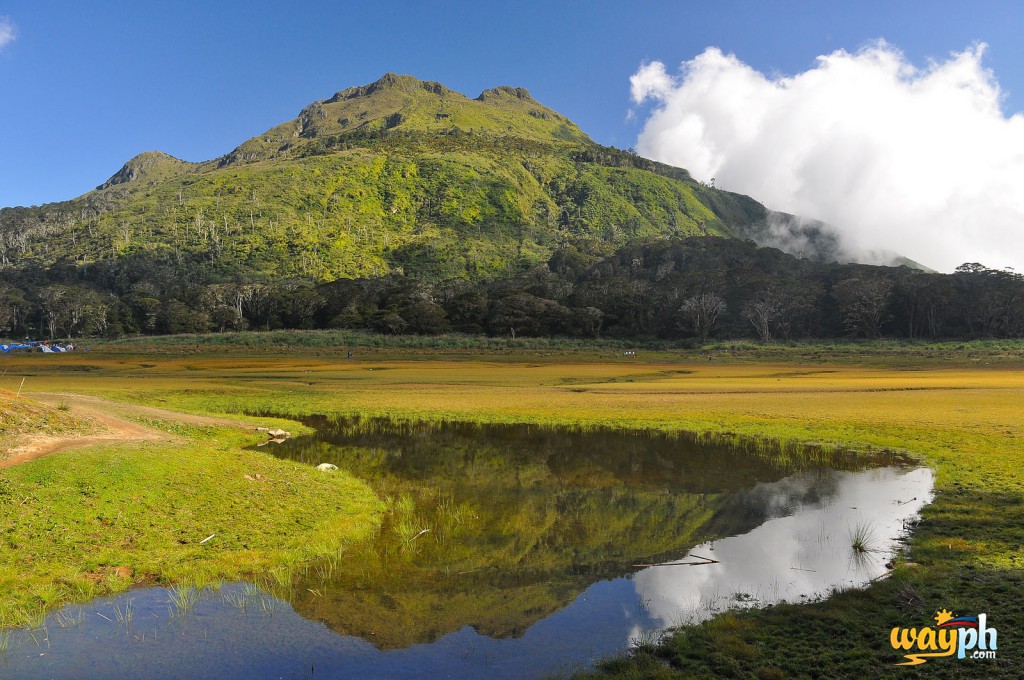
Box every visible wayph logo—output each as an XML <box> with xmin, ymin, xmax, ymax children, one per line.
<box><xmin>890</xmin><ymin>609</ymin><xmax>997</xmax><ymax>665</ymax></box>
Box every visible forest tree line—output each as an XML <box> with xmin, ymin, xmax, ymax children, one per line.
<box><xmin>1</xmin><ymin>237</ymin><xmax>1022</xmax><ymax>342</ymax></box>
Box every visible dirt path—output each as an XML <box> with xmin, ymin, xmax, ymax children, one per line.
<box><xmin>0</xmin><ymin>393</ymin><xmax>252</xmax><ymax>470</ymax></box>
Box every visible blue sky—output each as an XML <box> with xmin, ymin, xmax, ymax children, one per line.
<box><xmin>3</xmin><ymin>1</ymin><xmax>1024</xmax><ymax>208</ymax></box>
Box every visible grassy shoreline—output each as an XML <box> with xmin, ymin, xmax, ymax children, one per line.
<box><xmin>0</xmin><ymin>395</ymin><xmax>383</xmax><ymax>630</ymax></box>
<box><xmin>21</xmin><ymin>329</ymin><xmax>1024</xmax><ymax>365</ymax></box>
<box><xmin>1</xmin><ymin>349</ymin><xmax>1022</xmax><ymax>676</ymax></box>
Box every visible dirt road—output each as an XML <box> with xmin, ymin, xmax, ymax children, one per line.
<box><xmin>0</xmin><ymin>393</ymin><xmax>251</xmax><ymax>469</ymax></box>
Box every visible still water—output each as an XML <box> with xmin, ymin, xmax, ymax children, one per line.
<box><xmin>1</xmin><ymin>419</ymin><xmax>932</xmax><ymax>679</ymax></box>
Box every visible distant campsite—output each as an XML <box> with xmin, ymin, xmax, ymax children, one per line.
<box><xmin>1</xmin><ymin>341</ymin><xmax>79</xmax><ymax>353</ymax></box>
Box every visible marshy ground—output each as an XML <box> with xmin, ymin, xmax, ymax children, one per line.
<box><xmin>0</xmin><ymin>341</ymin><xmax>1022</xmax><ymax>676</ymax></box>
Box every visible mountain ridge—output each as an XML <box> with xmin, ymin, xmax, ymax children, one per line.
<box><xmin>4</xmin><ymin>74</ymin><xmax>1012</xmax><ymax>343</ymax></box>
<box><xmin>98</xmin><ymin>150</ymin><xmax>198</xmax><ymax>190</ymax></box>
<box><xmin>3</xmin><ymin>72</ymin><xmax>878</xmax><ymax>286</ymax></box>
<box><xmin>212</xmin><ymin>73</ymin><xmax>589</xmax><ymax>170</ymax></box>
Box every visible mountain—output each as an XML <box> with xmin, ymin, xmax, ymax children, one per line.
<box><xmin>0</xmin><ymin>72</ymin><xmax>836</xmax><ymax>285</ymax></box>
<box><xmin>98</xmin><ymin>151</ymin><xmax>198</xmax><ymax>190</ymax></box>
<box><xmin>221</xmin><ymin>73</ymin><xmax>591</xmax><ymax>164</ymax></box>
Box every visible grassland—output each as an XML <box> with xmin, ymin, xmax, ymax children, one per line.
<box><xmin>0</xmin><ymin>386</ymin><xmax>382</xmax><ymax>630</ymax></box>
<box><xmin>91</xmin><ymin>329</ymin><xmax>1024</xmax><ymax>365</ymax></box>
<box><xmin>0</xmin><ymin>346</ymin><xmax>1022</xmax><ymax>676</ymax></box>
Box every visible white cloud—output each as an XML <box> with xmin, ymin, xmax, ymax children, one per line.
<box><xmin>631</xmin><ymin>43</ymin><xmax>1024</xmax><ymax>272</ymax></box>
<box><xmin>0</xmin><ymin>17</ymin><xmax>16</xmax><ymax>51</ymax></box>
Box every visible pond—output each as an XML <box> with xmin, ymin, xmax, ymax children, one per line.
<box><xmin>1</xmin><ymin>418</ymin><xmax>933</xmax><ymax>679</ymax></box>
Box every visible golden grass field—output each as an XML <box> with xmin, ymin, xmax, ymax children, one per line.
<box><xmin>1</xmin><ymin>349</ymin><xmax>1022</xmax><ymax>675</ymax></box>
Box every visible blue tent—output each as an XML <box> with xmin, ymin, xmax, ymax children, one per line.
<box><xmin>1</xmin><ymin>341</ymin><xmax>47</xmax><ymax>353</ymax></box>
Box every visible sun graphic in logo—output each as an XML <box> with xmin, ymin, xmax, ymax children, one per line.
<box><xmin>934</xmin><ymin>609</ymin><xmax>955</xmax><ymax>626</ymax></box>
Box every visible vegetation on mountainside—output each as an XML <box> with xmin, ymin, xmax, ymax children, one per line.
<box><xmin>0</xmin><ymin>73</ymin><xmax>751</xmax><ymax>284</ymax></box>
<box><xmin>0</xmin><ymin>135</ymin><xmax>735</xmax><ymax>282</ymax></box>
<box><xmin>1</xmin><ymin>236</ymin><xmax>1020</xmax><ymax>342</ymax></box>
<box><xmin>1</xmin><ymin>73</ymin><xmax>1018</xmax><ymax>343</ymax></box>
<box><xmin>222</xmin><ymin>72</ymin><xmax>591</xmax><ymax>162</ymax></box>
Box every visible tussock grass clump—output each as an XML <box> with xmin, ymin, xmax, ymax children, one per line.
<box><xmin>849</xmin><ymin>522</ymin><xmax>878</xmax><ymax>554</ymax></box>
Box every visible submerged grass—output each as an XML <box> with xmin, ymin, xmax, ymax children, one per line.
<box><xmin>167</xmin><ymin>586</ymin><xmax>197</xmax><ymax>620</ymax></box>
<box><xmin>112</xmin><ymin>598</ymin><xmax>134</xmax><ymax>626</ymax></box>
<box><xmin>52</xmin><ymin>608</ymin><xmax>83</xmax><ymax>629</ymax></box>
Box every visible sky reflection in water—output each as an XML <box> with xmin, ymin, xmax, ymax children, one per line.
<box><xmin>2</xmin><ymin>420</ymin><xmax>932</xmax><ymax>680</ymax></box>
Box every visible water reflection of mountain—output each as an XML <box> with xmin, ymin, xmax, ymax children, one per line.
<box><xmin>267</xmin><ymin>418</ymin><xmax>903</xmax><ymax>650</ymax></box>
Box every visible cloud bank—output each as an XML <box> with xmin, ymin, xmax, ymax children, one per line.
<box><xmin>631</xmin><ymin>43</ymin><xmax>1024</xmax><ymax>272</ymax></box>
<box><xmin>0</xmin><ymin>17</ymin><xmax>15</xmax><ymax>51</ymax></box>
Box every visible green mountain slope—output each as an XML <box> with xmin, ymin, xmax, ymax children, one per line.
<box><xmin>0</xmin><ymin>73</ymin><xmax>796</xmax><ymax>283</ymax></box>
<box><xmin>222</xmin><ymin>72</ymin><xmax>590</xmax><ymax>165</ymax></box>
<box><xmin>98</xmin><ymin>151</ymin><xmax>199</xmax><ymax>189</ymax></box>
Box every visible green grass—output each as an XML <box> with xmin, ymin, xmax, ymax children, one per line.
<box><xmin>86</xmin><ymin>330</ymin><xmax>1024</xmax><ymax>366</ymax></box>
<box><xmin>849</xmin><ymin>522</ymin><xmax>878</xmax><ymax>554</ymax></box>
<box><xmin>1</xmin><ymin>351</ymin><xmax>1022</xmax><ymax>677</ymax></box>
<box><xmin>167</xmin><ymin>585</ymin><xmax>198</xmax><ymax>620</ymax></box>
<box><xmin>46</xmin><ymin>354</ymin><xmax>1017</xmax><ymax>678</ymax></box>
<box><xmin>0</xmin><ymin>419</ymin><xmax>382</xmax><ymax>629</ymax></box>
